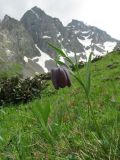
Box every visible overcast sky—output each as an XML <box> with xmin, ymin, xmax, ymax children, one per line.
<box><xmin>0</xmin><ymin>0</ymin><xmax>120</xmax><ymax>40</ymax></box>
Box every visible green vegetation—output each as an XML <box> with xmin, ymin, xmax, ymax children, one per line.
<box><xmin>0</xmin><ymin>74</ymin><xmax>49</xmax><ymax>106</ymax></box>
<box><xmin>0</xmin><ymin>51</ymin><xmax>120</xmax><ymax>159</ymax></box>
<box><xmin>0</xmin><ymin>63</ymin><xmax>22</xmax><ymax>78</ymax></box>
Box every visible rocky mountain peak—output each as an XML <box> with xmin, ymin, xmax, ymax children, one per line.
<box><xmin>67</xmin><ymin>19</ymin><xmax>90</xmax><ymax>32</ymax></box>
<box><xmin>1</xmin><ymin>15</ymin><xmax>21</xmax><ymax>31</ymax></box>
<box><xmin>2</xmin><ymin>14</ymin><xmax>10</xmax><ymax>21</ymax></box>
<box><xmin>21</xmin><ymin>6</ymin><xmax>47</xmax><ymax>23</ymax></box>
<box><xmin>21</xmin><ymin>6</ymin><xmax>65</xmax><ymax>58</ymax></box>
<box><xmin>31</xmin><ymin>6</ymin><xmax>46</xmax><ymax>15</ymax></box>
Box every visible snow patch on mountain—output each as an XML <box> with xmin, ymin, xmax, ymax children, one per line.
<box><xmin>104</xmin><ymin>41</ymin><xmax>117</xmax><ymax>52</ymax></box>
<box><xmin>42</xmin><ymin>35</ymin><xmax>51</xmax><ymax>39</ymax></box>
<box><xmin>74</xmin><ymin>30</ymin><xmax>79</xmax><ymax>34</ymax></box>
<box><xmin>57</xmin><ymin>32</ymin><xmax>61</xmax><ymax>37</ymax></box>
<box><xmin>84</xmin><ymin>48</ymin><xmax>92</xmax><ymax>60</ymax></box>
<box><xmin>68</xmin><ymin>51</ymin><xmax>81</xmax><ymax>57</ymax></box>
<box><xmin>24</xmin><ymin>56</ymin><xmax>28</xmax><ymax>63</ymax></box>
<box><xmin>68</xmin><ymin>51</ymin><xmax>75</xmax><ymax>57</ymax></box>
<box><xmin>93</xmin><ymin>49</ymin><xmax>102</xmax><ymax>56</ymax></box>
<box><xmin>6</xmin><ymin>49</ymin><xmax>13</xmax><ymax>57</ymax></box>
<box><xmin>96</xmin><ymin>43</ymin><xmax>103</xmax><ymax>48</ymax></box>
<box><xmin>80</xmin><ymin>56</ymin><xmax>87</xmax><ymax>62</ymax></box>
<box><xmin>82</xmin><ymin>31</ymin><xmax>90</xmax><ymax>34</ymax></box>
<box><xmin>59</xmin><ymin>56</ymin><xmax>65</xmax><ymax>63</ymax></box>
<box><xmin>33</xmin><ymin>44</ymin><xmax>52</xmax><ymax>72</ymax></box>
<box><xmin>77</xmin><ymin>37</ymin><xmax>92</xmax><ymax>47</ymax></box>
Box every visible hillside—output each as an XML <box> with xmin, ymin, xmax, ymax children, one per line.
<box><xmin>0</xmin><ymin>51</ymin><xmax>120</xmax><ymax>159</ymax></box>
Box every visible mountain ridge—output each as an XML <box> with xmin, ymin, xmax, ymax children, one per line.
<box><xmin>0</xmin><ymin>6</ymin><xmax>120</xmax><ymax>77</ymax></box>
<box><xmin>21</xmin><ymin>6</ymin><xmax>119</xmax><ymax>58</ymax></box>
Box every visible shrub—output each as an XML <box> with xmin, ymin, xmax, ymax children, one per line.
<box><xmin>0</xmin><ymin>73</ymin><xmax>50</xmax><ymax>106</ymax></box>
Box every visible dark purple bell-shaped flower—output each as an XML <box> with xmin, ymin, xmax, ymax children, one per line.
<box><xmin>51</xmin><ymin>67</ymin><xmax>71</xmax><ymax>89</ymax></box>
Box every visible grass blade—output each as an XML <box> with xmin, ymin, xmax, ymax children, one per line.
<box><xmin>48</xmin><ymin>43</ymin><xmax>67</xmax><ymax>57</ymax></box>
<box><xmin>85</xmin><ymin>52</ymin><xmax>92</xmax><ymax>96</ymax></box>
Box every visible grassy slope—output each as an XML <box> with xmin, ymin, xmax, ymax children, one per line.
<box><xmin>0</xmin><ymin>51</ymin><xmax>120</xmax><ymax>160</ymax></box>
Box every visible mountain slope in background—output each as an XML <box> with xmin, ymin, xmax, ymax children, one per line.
<box><xmin>21</xmin><ymin>6</ymin><xmax>119</xmax><ymax>62</ymax></box>
<box><xmin>0</xmin><ymin>15</ymin><xmax>39</xmax><ymax>62</ymax></box>
<box><xmin>0</xmin><ymin>6</ymin><xmax>120</xmax><ymax>77</ymax></box>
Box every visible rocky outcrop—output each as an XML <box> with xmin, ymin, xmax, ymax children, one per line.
<box><xmin>0</xmin><ymin>15</ymin><xmax>39</xmax><ymax>63</ymax></box>
<box><xmin>114</xmin><ymin>42</ymin><xmax>120</xmax><ymax>51</ymax></box>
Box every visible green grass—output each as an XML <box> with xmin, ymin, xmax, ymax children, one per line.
<box><xmin>0</xmin><ymin>51</ymin><xmax>120</xmax><ymax>159</ymax></box>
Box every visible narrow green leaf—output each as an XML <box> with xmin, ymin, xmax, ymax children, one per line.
<box><xmin>86</xmin><ymin>52</ymin><xmax>93</xmax><ymax>96</ymax></box>
<box><xmin>56</xmin><ymin>60</ymin><xmax>66</xmax><ymax>66</ymax></box>
<box><xmin>74</xmin><ymin>52</ymin><xmax>78</xmax><ymax>66</ymax></box>
<box><xmin>31</xmin><ymin>101</ymin><xmax>53</xmax><ymax>143</ymax></box>
<box><xmin>69</xmin><ymin>70</ymin><xmax>86</xmax><ymax>93</ymax></box>
<box><xmin>0</xmin><ymin>135</ymin><xmax>3</xmax><ymax>141</ymax></box>
<box><xmin>65</xmin><ymin>57</ymin><xmax>75</xmax><ymax>67</ymax></box>
<box><xmin>41</xmin><ymin>102</ymin><xmax>51</xmax><ymax>125</ymax></box>
<box><xmin>48</xmin><ymin>43</ymin><xmax>76</xmax><ymax>69</ymax></box>
<box><xmin>48</xmin><ymin>43</ymin><xmax>67</xmax><ymax>57</ymax></box>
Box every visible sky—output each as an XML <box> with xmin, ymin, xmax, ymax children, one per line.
<box><xmin>0</xmin><ymin>0</ymin><xmax>120</xmax><ymax>40</ymax></box>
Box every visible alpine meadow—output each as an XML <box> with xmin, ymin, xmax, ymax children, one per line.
<box><xmin>0</xmin><ymin>50</ymin><xmax>120</xmax><ymax>159</ymax></box>
<box><xmin>0</xmin><ymin>4</ymin><xmax>120</xmax><ymax>160</ymax></box>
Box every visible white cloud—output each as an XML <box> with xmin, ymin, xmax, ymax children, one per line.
<box><xmin>0</xmin><ymin>0</ymin><xmax>119</xmax><ymax>39</ymax></box>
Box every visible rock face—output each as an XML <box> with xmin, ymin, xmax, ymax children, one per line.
<box><xmin>0</xmin><ymin>15</ymin><xmax>39</xmax><ymax>62</ymax></box>
<box><xmin>0</xmin><ymin>6</ymin><xmax>120</xmax><ymax>77</ymax></box>
<box><xmin>114</xmin><ymin>42</ymin><xmax>120</xmax><ymax>51</ymax></box>
<box><xmin>21</xmin><ymin>6</ymin><xmax>66</xmax><ymax>58</ymax></box>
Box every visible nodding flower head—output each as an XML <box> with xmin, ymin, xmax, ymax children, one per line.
<box><xmin>51</xmin><ymin>67</ymin><xmax>71</xmax><ymax>89</ymax></box>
